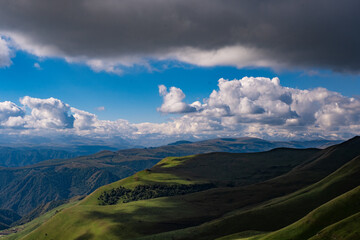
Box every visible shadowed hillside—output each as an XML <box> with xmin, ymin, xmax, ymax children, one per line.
<box><xmin>0</xmin><ymin>137</ymin><xmax>335</xmax><ymax>217</ymax></box>
<box><xmin>149</xmin><ymin>150</ymin><xmax>360</xmax><ymax>240</ymax></box>
<box><xmin>237</xmin><ymin>185</ymin><xmax>360</xmax><ymax>240</ymax></box>
<box><xmin>0</xmin><ymin>147</ymin><xmax>77</xmax><ymax>167</ymax></box>
<box><xmin>16</xmin><ymin>137</ymin><xmax>360</xmax><ymax>240</ymax></box>
<box><xmin>0</xmin><ymin>210</ymin><xmax>20</xmax><ymax>231</ymax></box>
<box><xmin>0</xmin><ymin>145</ymin><xmax>126</xmax><ymax>168</ymax></box>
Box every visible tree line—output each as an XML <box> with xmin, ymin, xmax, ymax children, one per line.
<box><xmin>98</xmin><ymin>183</ymin><xmax>215</xmax><ymax>205</ymax></box>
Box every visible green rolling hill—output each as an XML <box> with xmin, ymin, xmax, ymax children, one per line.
<box><xmin>226</xmin><ymin>184</ymin><xmax>360</xmax><ymax>240</ymax></box>
<box><xmin>258</xmin><ymin>185</ymin><xmax>360</xmax><ymax>239</ymax></box>
<box><xmin>0</xmin><ymin>137</ymin><xmax>333</xmax><ymax>217</ymax></box>
<box><xmin>9</xmin><ymin>136</ymin><xmax>360</xmax><ymax>240</ymax></box>
<box><xmin>308</xmin><ymin>211</ymin><xmax>360</xmax><ymax>240</ymax></box>
<box><xmin>158</xmin><ymin>152</ymin><xmax>360</xmax><ymax>240</ymax></box>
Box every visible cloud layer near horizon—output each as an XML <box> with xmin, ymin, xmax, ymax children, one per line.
<box><xmin>0</xmin><ymin>0</ymin><xmax>360</xmax><ymax>73</ymax></box>
<box><xmin>0</xmin><ymin>77</ymin><xmax>359</xmax><ymax>145</ymax></box>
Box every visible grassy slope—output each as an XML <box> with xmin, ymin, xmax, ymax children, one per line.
<box><xmin>243</xmin><ymin>185</ymin><xmax>360</xmax><ymax>240</ymax></box>
<box><xmin>133</xmin><ymin>137</ymin><xmax>360</xmax><ymax>240</ymax></box>
<box><xmin>21</xmin><ymin>170</ymin><xmax>216</xmax><ymax>240</ymax></box>
<box><xmin>1</xmin><ymin>137</ymin><xmax>326</xmax><ymax>216</ymax></box>
<box><xmin>216</xmin><ymin>232</ymin><xmax>265</xmax><ymax>240</ymax></box>
<box><xmin>21</xmin><ymin>148</ymin><xmax>321</xmax><ymax>240</ymax></box>
<box><xmin>135</xmin><ymin>154</ymin><xmax>360</xmax><ymax>240</ymax></box>
<box><xmin>309</xmin><ymin>211</ymin><xmax>360</xmax><ymax>240</ymax></box>
<box><xmin>152</xmin><ymin>149</ymin><xmax>322</xmax><ymax>186</ymax></box>
<box><xmin>20</xmin><ymin>137</ymin><xmax>360</xmax><ymax>240</ymax></box>
<box><xmin>0</xmin><ymin>200</ymin><xmax>79</xmax><ymax>240</ymax></box>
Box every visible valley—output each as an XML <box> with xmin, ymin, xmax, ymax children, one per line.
<box><xmin>0</xmin><ymin>137</ymin><xmax>335</xmax><ymax>217</ymax></box>
<box><xmin>2</xmin><ymin>137</ymin><xmax>358</xmax><ymax>239</ymax></box>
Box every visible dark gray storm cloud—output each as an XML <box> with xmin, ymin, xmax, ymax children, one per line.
<box><xmin>0</xmin><ymin>0</ymin><xmax>359</xmax><ymax>71</ymax></box>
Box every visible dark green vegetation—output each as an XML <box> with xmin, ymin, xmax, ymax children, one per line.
<box><xmin>12</xmin><ymin>136</ymin><xmax>360</xmax><ymax>240</ymax></box>
<box><xmin>0</xmin><ymin>210</ymin><xmax>21</xmax><ymax>230</ymax></box>
<box><xmin>98</xmin><ymin>183</ymin><xmax>215</xmax><ymax>205</ymax></box>
<box><xmin>0</xmin><ymin>137</ymin><xmax>334</xmax><ymax>218</ymax></box>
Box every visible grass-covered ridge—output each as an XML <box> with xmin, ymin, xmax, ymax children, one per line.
<box><xmin>135</xmin><ymin>154</ymin><xmax>360</xmax><ymax>240</ymax></box>
<box><xmin>309</xmin><ymin>211</ymin><xmax>360</xmax><ymax>240</ymax></box>
<box><xmin>239</xmin><ymin>185</ymin><xmax>360</xmax><ymax>240</ymax></box>
<box><xmin>3</xmin><ymin>137</ymin><xmax>318</xmax><ymax>216</ymax></box>
<box><xmin>155</xmin><ymin>156</ymin><xmax>192</xmax><ymax>168</ymax></box>
<box><xmin>17</xmin><ymin>137</ymin><xmax>360</xmax><ymax>240</ymax></box>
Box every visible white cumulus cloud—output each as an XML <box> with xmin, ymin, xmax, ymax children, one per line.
<box><xmin>71</xmin><ymin>107</ymin><xmax>97</xmax><ymax>130</ymax></box>
<box><xmin>157</xmin><ymin>85</ymin><xmax>197</xmax><ymax>114</ymax></box>
<box><xmin>0</xmin><ymin>101</ymin><xmax>25</xmax><ymax>127</ymax></box>
<box><xmin>156</xmin><ymin>77</ymin><xmax>360</xmax><ymax>140</ymax></box>
<box><xmin>20</xmin><ymin>96</ymin><xmax>75</xmax><ymax>129</ymax></box>
<box><xmin>0</xmin><ymin>77</ymin><xmax>358</xmax><ymax>145</ymax></box>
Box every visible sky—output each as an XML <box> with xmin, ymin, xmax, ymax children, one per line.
<box><xmin>0</xmin><ymin>0</ymin><xmax>360</xmax><ymax>147</ymax></box>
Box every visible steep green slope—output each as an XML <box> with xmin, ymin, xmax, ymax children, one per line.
<box><xmin>135</xmin><ymin>137</ymin><xmax>360</xmax><ymax>239</ymax></box>
<box><xmin>309</xmin><ymin>211</ymin><xmax>360</xmax><ymax>240</ymax></box>
<box><xmin>241</xmin><ymin>185</ymin><xmax>360</xmax><ymax>240</ymax></box>
<box><xmin>19</xmin><ymin>148</ymin><xmax>318</xmax><ymax>240</ymax></box>
<box><xmin>0</xmin><ymin>137</ymin><xmax>329</xmax><ymax>216</ymax></box>
<box><xmin>21</xmin><ymin>137</ymin><xmax>360</xmax><ymax>240</ymax></box>
<box><xmin>159</xmin><ymin>154</ymin><xmax>360</xmax><ymax>240</ymax></box>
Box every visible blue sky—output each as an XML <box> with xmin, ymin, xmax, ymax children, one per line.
<box><xmin>1</xmin><ymin>51</ymin><xmax>359</xmax><ymax>124</ymax></box>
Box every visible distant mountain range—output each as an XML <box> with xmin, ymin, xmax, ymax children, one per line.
<box><xmin>10</xmin><ymin>136</ymin><xmax>360</xmax><ymax>240</ymax></box>
<box><xmin>0</xmin><ymin>134</ymin><xmax>136</xmax><ymax>149</ymax></box>
<box><xmin>0</xmin><ymin>137</ymin><xmax>340</xmax><ymax>168</ymax></box>
<box><xmin>0</xmin><ymin>147</ymin><xmax>77</xmax><ymax>168</ymax></box>
<box><xmin>0</xmin><ymin>145</ymin><xmax>121</xmax><ymax>167</ymax></box>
